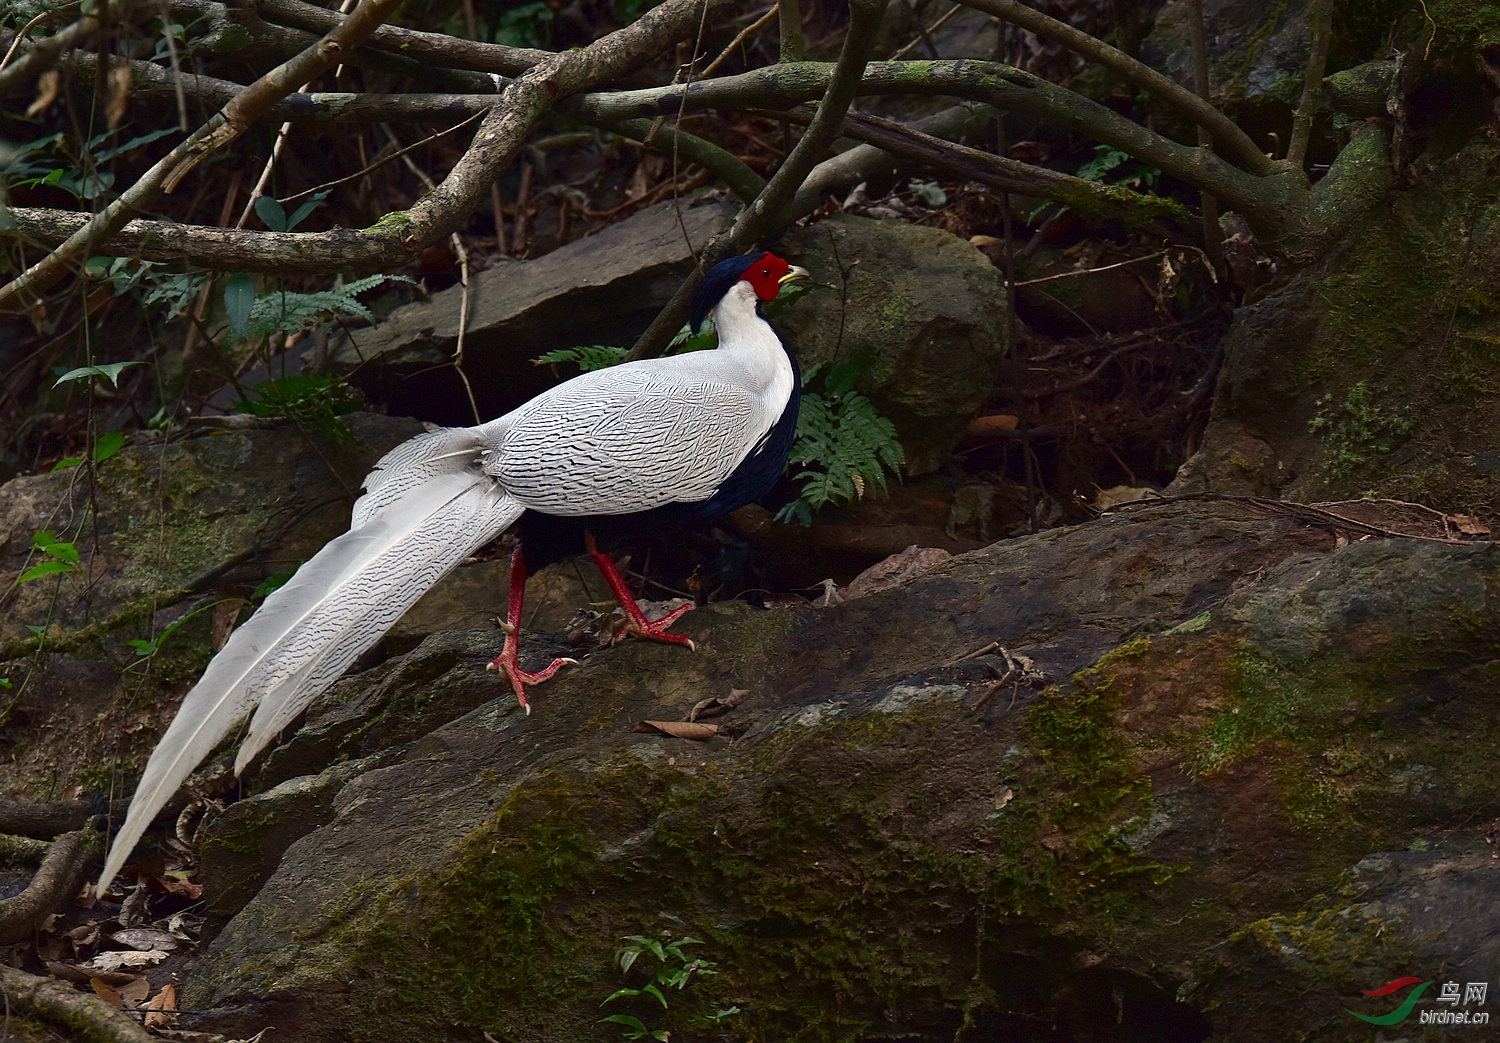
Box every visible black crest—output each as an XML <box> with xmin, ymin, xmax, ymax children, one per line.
<box><xmin>688</xmin><ymin>252</ymin><xmax>769</xmax><ymax>334</ymax></box>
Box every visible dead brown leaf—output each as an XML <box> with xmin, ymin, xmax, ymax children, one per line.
<box><xmin>106</xmin><ymin>64</ymin><xmax>132</xmax><ymax>129</ymax></box>
<box><xmin>966</xmin><ymin>414</ymin><xmax>1019</xmax><ymax>435</ymax></box>
<box><xmin>688</xmin><ymin>689</ymin><xmax>746</xmax><ymax>722</ymax></box>
<box><xmin>213</xmin><ymin>597</ymin><xmax>246</xmax><ymax>651</ymax></box>
<box><xmin>26</xmin><ymin>70</ymin><xmax>59</xmax><ymax>117</ymax></box>
<box><xmin>145</xmin><ymin>981</ymin><xmax>178</xmax><ymax>1029</ymax></box>
<box><xmin>119</xmin><ymin>974</ymin><xmax>151</xmax><ymax>1006</ymax></box>
<box><xmin>1449</xmin><ymin>513</ymin><xmax>1490</xmax><ymax>536</ymax></box>
<box><xmin>634</xmin><ymin>720</ymin><xmax>719</xmax><ymax>741</ymax></box>
<box><xmin>91</xmin><ymin>976</ymin><xmax>124</xmax><ymax>1008</ymax></box>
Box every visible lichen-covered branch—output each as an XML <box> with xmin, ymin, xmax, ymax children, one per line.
<box><xmin>0</xmin><ymin>0</ymin><xmax>729</xmax><ymax>286</ymax></box>
<box><xmin>0</xmin><ymin>963</ymin><xmax>155</xmax><ymax>1043</ymax></box>
<box><xmin>575</xmin><ymin>59</ymin><xmax>1307</xmax><ymax>233</ymax></box>
<box><xmin>250</xmin><ymin>0</ymin><xmax>551</xmax><ymax>77</ymax></box>
<box><xmin>958</xmin><ymin>0</ymin><xmax>1273</xmax><ymax>176</ymax></box>
<box><xmin>788</xmin><ymin>108</ymin><xmax>1189</xmax><ymax>228</ymax></box>
<box><xmin>0</xmin><ymin>829</ymin><xmax>99</xmax><ymax>944</ymax></box>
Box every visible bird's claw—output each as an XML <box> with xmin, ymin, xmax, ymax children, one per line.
<box><xmin>611</xmin><ymin>602</ymin><xmax>696</xmax><ymax>650</ymax></box>
<box><xmin>486</xmin><ymin>645</ymin><xmax>577</xmax><ymax>714</ymax></box>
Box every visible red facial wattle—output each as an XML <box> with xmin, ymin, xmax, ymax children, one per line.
<box><xmin>741</xmin><ymin>251</ymin><xmax>792</xmax><ymax>301</ymax></box>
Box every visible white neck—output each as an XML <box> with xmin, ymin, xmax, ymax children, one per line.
<box><xmin>709</xmin><ymin>279</ymin><xmax>795</xmax><ymax>432</ymax></box>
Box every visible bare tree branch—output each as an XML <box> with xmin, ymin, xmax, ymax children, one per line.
<box><xmin>624</xmin><ymin>0</ymin><xmax>891</xmax><ymax>362</ymax></box>
<box><xmin>0</xmin><ymin>0</ymin><xmax>409</xmax><ymax>308</ymax></box>
<box><xmin>959</xmin><ymin>0</ymin><xmax>1274</xmax><ymax>176</ymax></box>
<box><xmin>0</xmin><ymin>0</ymin><xmax>730</xmax><ymax>293</ymax></box>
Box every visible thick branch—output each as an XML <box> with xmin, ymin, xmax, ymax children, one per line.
<box><xmin>959</xmin><ymin>0</ymin><xmax>1273</xmax><ymax>176</ymax></box>
<box><xmin>786</xmin><ymin>108</ymin><xmax>1189</xmax><ymax>227</ymax></box>
<box><xmin>0</xmin><ymin>963</ymin><xmax>155</xmax><ymax>1043</ymax></box>
<box><xmin>0</xmin><ymin>0</ymin><xmax>407</xmax><ymax>308</ymax></box>
<box><xmin>250</xmin><ymin>0</ymin><xmax>550</xmax><ymax>76</ymax></box>
<box><xmin>0</xmin><ymin>10</ymin><xmax>106</xmax><ymax>97</ymax></box>
<box><xmin>0</xmin><ymin>829</ymin><xmax>99</xmax><ymax>944</ymax></box>
<box><xmin>624</xmin><ymin>0</ymin><xmax>890</xmax><ymax>361</ymax></box>
<box><xmin>572</xmin><ymin>60</ymin><xmax>1304</xmax><ymax>224</ymax></box>
<box><xmin>1286</xmin><ymin>0</ymin><xmax>1333</xmax><ymax>172</ymax></box>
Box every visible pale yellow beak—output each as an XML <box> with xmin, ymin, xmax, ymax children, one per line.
<box><xmin>780</xmin><ymin>265</ymin><xmax>811</xmax><ymax>287</ymax></box>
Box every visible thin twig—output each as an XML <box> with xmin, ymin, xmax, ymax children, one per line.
<box><xmin>699</xmin><ymin>5</ymin><xmax>776</xmax><ymax>80</ymax></box>
<box><xmin>1286</xmin><ymin>0</ymin><xmax>1333</xmax><ymax>172</ymax></box>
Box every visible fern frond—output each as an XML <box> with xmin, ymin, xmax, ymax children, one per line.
<box><xmin>531</xmin><ymin>344</ymin><xmax>628</xmax><ymax>372</ymax></box>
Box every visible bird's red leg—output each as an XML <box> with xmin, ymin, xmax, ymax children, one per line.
<box><xmin>585</xmin><ymin>531</ymin><xmax>696</xmax><ymax>650</ymax></box>
<box><xmin>486</xmin><ymin>545</ymin><xmax>577</xmax><ymax>713</ymax></box>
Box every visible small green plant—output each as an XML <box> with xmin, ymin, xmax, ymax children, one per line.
<box><xmin>16</xmin><ymin>530</ymin><xmax>79</xmax><ymax>585</ymax></box>
<box><xmin>126</xmin><ymin>600</ymin><xmax>225</xmax><ymax>671</ymax></box>
<box><xmin>1031</xmin><ymin>144</ymin><xmax>1163</xmax><ymax>221</ymax></box>
<box><xmin>533</xmin><ymin>344</ymin><xmax>630</xmax><ymax>373</ymax></box>
<box><xmin>1308</xmin><ymin>381</ymin><xmax>1416</xmax><ymax>481</ymax></box>
<box><xmin>494</xmin><ymin>1</ymin><xmax>553</xmax><ymax>47</ymax></box>
<box><xmin>776</xmin><ymin>352</ymin><xmax>905</xmax><ymax>525</ymax></box>
<box><xmin>225</xmin><ymin>272</ymin><xmax>412</xmax><ymax>342</ymax></box>
<box><xmin>85</xmin><ymin>256</ymin><xmax>207</xmax><ymax>320</ymax></box>
<box><xmin>600</xmin><ymin>935</ymin><xmax>740</xmax><ymax>1041</ymax></box>
<box><xmin>233</xmin><ymin>373</ymin><xmax>364</xmax><ymax>427</ymax></box>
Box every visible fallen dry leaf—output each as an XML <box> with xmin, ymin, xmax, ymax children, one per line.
<box><xmin>91</xmin><ymin>977</ymin><xmax>124</xmax><ymax>1008</ymax></box>
<box><xmin>634</xmin><ymin>720</ymin><xmax>719</xmax><ymax>741</ymax></box>
<box><xmin>688</xmin><ymin>690</ymin><xmax>746</xmax><ymax>722</ymax></box>
<box><xmin>26</xmin><ymin>69</ymin><xmax>59</xmax><ymax>117</ymax></box>
<box><xmin>966</xmin><ymin>413</ymin><xmax>1019</xmax><ymax>435</ymax></box>
<box><xmin>106</xmin><ymin>64</ymin><xmax>132</xmax><ymax>128</ymax></box>
<box><xmin>1449</xmin><ymin>513</ymin><xmax>1490</xmax><ymax>536</ymax></box>
<box><xmin>89</xmin><ymin>948</ymin><xmax>170</xmax><ymax>972</ymax></box>
<box><xmin>145</xmin><ymin>981</ymin><xmax>178</xmax><ymax>1030</ymax></box>
<box><xmin>119</xmin><ymin>975</ymin><xmax>151</xmax><ymax>1006</ymax></box>
<box><xmin>213</xmin><ymin>597</ymin><xmax>246</xmax><ymax>651</ymax></box>
<box><xmin>111</xmin><ymin>926</ymin><xmax>178</xmax><ymax>951</ymax></box>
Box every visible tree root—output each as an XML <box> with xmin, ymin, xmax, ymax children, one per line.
<box><xmin>0</xmin><ymin>964</ymin><xmax>155</xmax><ymax>1043</ymax></box>
<box><xmin>0</xmin><ymin>828</ymin><xmax>100</xmax><ymax>944</ymax></box>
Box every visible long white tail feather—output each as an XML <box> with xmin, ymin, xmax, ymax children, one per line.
<box><xmin>352</xmin><ymin>419</ymin><xmax>508</xmax><ymax>527</ymax></box>
<box><xmin>236</xmin><ymin>485</ymin><xmax>521</xmax><ymax>765</ymax></box>
<box><xmin>97</xmin><ymin>467</ymin><xmax>522</xmax><ymax>897</ymax></box>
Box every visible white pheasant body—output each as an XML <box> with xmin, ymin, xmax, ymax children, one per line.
<box><xmin>96</xmin><ymin>254</ymin><xmax>805</xmax><ymax>896</ymax></box>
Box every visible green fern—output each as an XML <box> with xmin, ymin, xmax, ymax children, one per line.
<box><xmin>241</xmin><ymin>273</ymin><xmax>412</xmax><ymax>341</ymax></box>
<box><xmin>532</xmin><ymin>344</ymin><xmax>629</xmax><ymax>372</ymax></box>
<box><xmin>776</xmin><ymin>384</ymin><xmax>904</xmax><ymax>525</ymax></box>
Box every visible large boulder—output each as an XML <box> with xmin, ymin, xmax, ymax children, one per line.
<box><xmin>168</xmin><ymin>495</ymin><xmax>1500</xmax><ymax>1043</ymax></box>
<box><xmin>317</xmin><ymin>199</ymin><xmax>730</xmax><ymax>424</ymax></box>
<box><xmin>777</xmin><ymin>215</ymin><xmax>1007</xmax><ymax>474</ymax></box>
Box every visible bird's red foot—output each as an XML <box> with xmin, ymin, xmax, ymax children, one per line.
<box><xmin>488</xmin><ymin>545</ymin><xmax>575</xmax><ymax>714</ymax></box>
<box><xmin>486</xmin><ymin>621</ymin><xmax>576</xmax><ymax>715</ymax></box>
<box><xmin>611</xmin><ymin>600</ymin><xmax>696</xmax><ymax>649</ymax></box>
<box><xmin>585</xmin><ymin>532</ymin><xmax>697</xmax><ymax>651</ymax></box>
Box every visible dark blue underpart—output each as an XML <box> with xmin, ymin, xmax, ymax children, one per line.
<box><xmin>519</xmin><ymin>314</ymin><xmax>800</xmax><ymax>575</ymax></box>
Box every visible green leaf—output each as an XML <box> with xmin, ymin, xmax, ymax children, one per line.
<box><xmin>33</xmin><ymin>531</ymin><xmax>79</xmax><ymax>563</ymax></box>
<box><xmin>642</xmin><ymin>983</ymin><xmax>668</xmax><ymax>1008</ymax></box>
<box><xmin>254</xmin><ymin>195</ymin><xmax>289</xmax><ymax>232</ymax></box>
<box><xmin>18</xmin><ymin>560</ymin><xmax>76</xmax><ymax>583</ymax></box>
<box><xmin>283</xmin><ymin>191</ymin><xmax>329</xmax><ymax>232</ymax></box>
<box><xmin>53</xmin><ymin>360</ymin><xmax>144</xmax><ymax>389</ymax></box>
<box><xmin>532</xmin><ymin>345</ymin><xmax>628</xmax><ymax>372</ymax></box>
<box><xmin>224</xmin><ymin>273</ymin><xmax>255</xmax><ymax>337</ymax></box>
<box><xmin>92</xmin><ymin>430</ymin><xmax>125</xmax><ymax>463</ymax></box>
<box><xmin>50</xmin><ymin>456</ymin><xmax>83</xmax><ymax>472</ymax></box>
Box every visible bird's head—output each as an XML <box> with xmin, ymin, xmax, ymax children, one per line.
<box><xmin>689</xmin><ymin>250</ymin><xmax>809</xmax><ymax>333</ymax></box>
